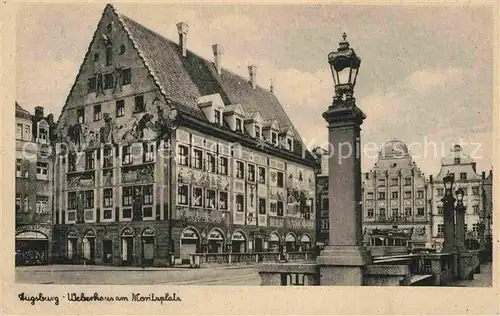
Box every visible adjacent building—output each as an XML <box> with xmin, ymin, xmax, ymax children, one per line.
<box><xmin>312</xmin><ymin>147</ymin><xmax>329</xmax><ymax>246</ymax></box>
<box><xmin>15</xmin><ymin>103</ymin><xmax>55</xmax><ymax>265</ymax></box>
<box><xmin>361</xmin><ymin>140</ymin><xmax>432</xmax><ymax>250</ymax></box>
<box><xmin>429</xmin><ymin>145</ymin><xmax>484</xmax><ymax>250</ymax></box>
<box><xmin>52</xmin><ymin>4</ymin><xmax>318</xmax><ymax>266</ymax></box>
<box><xmin>483</xmin><ymin>169</ymin><xmax>493</xmax><ymax>247</ymax></box>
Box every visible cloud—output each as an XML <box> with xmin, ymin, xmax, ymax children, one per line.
<box><xmin>405</xmin><ymin>67</ymin><xmax>471</xmax><ymax>92</ymax></box>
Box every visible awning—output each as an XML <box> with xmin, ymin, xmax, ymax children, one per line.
<box><xmin>285</xmin><ymin>234</ymin><xmax>296</xmax><ymax>242</ymax></box>
<box><xmin>16</xmin><ymin>231</ymin><xmax>48</xmax><ymax>240</ymax></box>
<box><xmin>300</xmin><ymin>234</ymin><xmax>311</xmax><ymax>242</ymax></box>
<box><xmin>269</xmin><ymin>233</ymin><xmax>280</xmax><ymax>242</ymax></box>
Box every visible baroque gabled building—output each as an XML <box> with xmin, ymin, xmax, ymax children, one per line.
<box><xmin>429</xmin><ymin>145</ymin><xmax>485</xmax><ymax>250</ymax></box>
<box><xmin>361</xmin><ymin>140</ymin><xmax>432</xmax><ymax>250</ymax></box>
<box><xmin>15</xmin><ymin>103</ymin><xmax>56</xmax><ymax>265</ymax></box>
<box><xmin>52</xmin><ymin>4</ymin><xmax>318</xmax><ymax>266</ymax></box>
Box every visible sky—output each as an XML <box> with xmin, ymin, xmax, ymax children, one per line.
<box><xmin>16</xmin><ymin>2</ymin><xmax>494</xmax><ymax>176</ymax></box>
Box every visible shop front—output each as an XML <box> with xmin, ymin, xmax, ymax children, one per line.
<box><xmin>231</xmin><ymin>230</ymin><xmax>247</xmax><ymax>253</ymax></box>
<box><xmin>67</xmin><ymin>229</ymin><xmax>78</xmax><ymax>262</ymax></box>
<box><xmin>141</xmin><ymin>227</ymin><xmax>155</xmax><ymax>266</ymax></box>
<box><xmin>180</xmin><ymin>227</ymin><xmax>200</xmax><ymax>264</ymax></box>
<box><xmin>285</xmin><ymin>233</ymin><xmax>297</xmax><ymax>252</ymax></box>
<box><xmin>120</xmin><ymin>227</ymin><xmax>135</xmax><ymax>266</ymax></box>
<box><xmin>82</xmin><ymin>229</ymin><xmax>96</xmax><ymax>264</ymax></box>
<box><xmin>15</xmin><ymin>230</ymin><xmax>49</xmax><ymax>266</ymax></box>
<box><xmin>207</xmin><ymin>229</ymin><xmax>225</xmax><ymax>254</ymax></box>
<box><xmin>299</xmin><ymin>234</ymin><xmax>312</xmax><ymax>251</ymax></box>
<box><xmin>268</xmin><ymin>232</ymin><xmax>281</xmax><ymax>252</ymax></box>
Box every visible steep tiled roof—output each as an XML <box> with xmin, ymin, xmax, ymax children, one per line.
<box><xmin>115</xmin><ymin>8</ymin><xmax>305</xmax><ymax>145</ymax></box>
<box><xmin>15</xmin><ymin>102</ymin><xmax>31</xmax><ymax>120</ymax></box>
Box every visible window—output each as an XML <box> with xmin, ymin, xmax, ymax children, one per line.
<box><xmin>192</xmin><ymin>187</ymin><xmax>203</xmax><ymax>207</ymax></box>
<box><xmin>178</xmin><ymin>145</ymin><xmax>189</xmax><ymax>166</ymax></box>
<box><xmin>122</xmin><ymin>208</ymin><xmax>132</xmax><ymax>219</ymax></box>
<box><xmin>143</xmin><ymin>207</ymin><xmax>153</xmax><ymax>218</ymax></box>
<box><xmin>417</xmin><ymin>208</ymin><xmax>424</xmax><ymax>216</ymax></box>
<box><xmin>122</xmin><ymin>146</ymin><xmax>132</xmax><ymax>165</ymax></box>
<box><xmin>36</xmin><ymin>162</ymin><xmax>48</xmax><ymax>180</ymax></box>
<box><xmin>321</xmin><ymin>219</ymin><xmax>329</xmax><ymax>230</ymax></box>
<box><xmin>192</xmin><ymin>149</ymin><xmax>203</xmax><ymax>169</ymax></box>
<box><xmin>236</xmin><ymin>194</ymin><xmax>244</xmax><ymax>212</ymax></box>
<box><xmin>379</xmin><ymin>208</ymin><xmax>386</xmax><ymax>218</ymax></box>
<box><xmin>134</xmin><ymin>95</ymin><xmax>145</xmax><ymax>113</ymax></box>
<box><xmin>118</xmin><ymin>69</ymin><xmax>131</xmax><ymax>86</ymax></box>
<box><xmin>219</xmin><ymin>156</ymin><xmax>228</xmax><ymax>175</ymax></box>
<box><xmin>93</xmin><ymin>53</ymin><xmax>99</xmax><ymax>62</ymax></box>
<box><xmin>38</xmin><ymin>128</ymin><xmax>48</xmax><ymax>144</ymax></box>
<box><xmin>378</xmin><ymin>179</ymin><xmax>386</xmax><ymax>187</ymax></box>
<box><xmin>36</xmin><ymin>196</ymin><xmax>49</xmax><ymax>214</ymax></box>
<box><xmin>366</xmin><ymin>192</ymin><xmax>374</xmax><ymax>200</ymax></box>
<box><xmin>143</xmin><ymin>143</ymin><xmax>155</xmax><ymax>163</ymax></box>
<box><xmin>454</xmin><ymin>158</ymin><xmax>461</xmax><ymax>164</ymax></box>
<box><xmin>236</xmin><ymin>161</ymin><xmax>244</xmax><ymax>179</ymax></box>
<box><xmin>24</xmin><ymin>125</ymin><xmax>31</xmax><ymax>141</ymax></box>
<box><xmin>391</xmin><ymin>191</ymin><xmax>398</xmax><ymax>200</ymax></box>
<box><xmin>106</xmin><ymin>47</ymin><xmax>113</xmax><ymax>66</ymax></box>
<box><xmin>214</xmin><ymin>110</ymin><xmax>221</xmax><ymax>125</ymax></box>
<box><xmin>248</xmin><ymin>164</ymin><xmax>255</xmax><ymax>182</ymax></box>
<box><xmin>277</xmin><ymin>201</ymin><xmax>284</xmax><ymax>216</ymax></box>
<box><xmin>206</xmin><ymin>189</ymin><xmax>216</xmax><ymax>209</ymax></box>
<box><xmin>178</xmin><ymin>184</ymin><xmax>189</xmax><ymax>205</ymax></box>
<box><xmin>391</xmin><ymin>178</ymin><xmax>398</xmax><ymax>186</ymax></box>
<box><xmin>392</xmin><ymin>208</ymin><xmax>399</xmax><ymax>217</ymax></box>
<box><xmin>88</xmin><ymin>77</ymin><xmax>97</xmax><ymax>92</ymax></box>
<box><xmin>271</xmin><ymin>132</ymin><xmax>278</xmax><ymax>145</ymax></box>
<box><xmin>235</xmin><ymin>118</ymin><xmax>243</xmax><ymax>132</ymax></box>
<box><xmin>77</xmin><ymin>108</ymin><xmax>85</xmax><ymax>124</ymax></box>
<box><xmin>472</xmin><ymin>187</ymin><xmax>480</xmax><ymax>195</ymax></box>
<box><xmin>103</xmin><ymin>146</ymin><xmax>113</xmax><ymax>168</ymax></box>
<box><xmin>321</xmin><ymin>198</ymin><xmax>329</xmax><ymax>210</ymax></box>
<box><xmin>116</xmin><ymin>100</ymin><xmax>125</xmax><ymax>117</ymax></box>
<box><xmin>103</xmin><ymin>209</ymin><xmax>112</xmax><ymax>219</ymax></box>
<box><xmin>460</xmin><ymin>172</ymin><xmax>467</xmax><ymax>180</ymax></box>
<box><xmin>405</xmin><ymin>207</ymin><xmax>412</xmax><ymax>216</ymax></box>
<box><xmin>15</xmin><ymin>195</ymin><xmax>21</xmax><ymax>212</ymax></box>
<box><xmin>405</xmin><ymin>178</ymin><xmax>412</xmax><ymax>186</ymax></box>
<box><xmin>143</xmin><ymin>185</ymin><xmax>153</xmax><ymax>205</ymax></box>
<box><xmin>103</xmin><ymin>188</ymin><xmax>113</xmax><ymax>207</ymax></box>
<box><xmin>438</xmin><ymin>224</ymin><xmax>444</xmax><ymax>236</ymax></box>
<box><xmin>91</xmin><ymin>104</ymin><xmax>102</xmax><ymax>122</ymax></box>
<box><xmin>437</xmin><ymin>206</ymin><xmax>443</xmax><ymax>215</ymax></box>
<box><xmin>255</xmin><ymin>126</ymin><xmax>261</xmax><ymax>139</ymax></box>
<box><xmin>85</xmin><ymin>151</ymin><xmax>95</xmax><ymax>170</ymax></box>
<box><xmin>16</xmin><ymin>159</ymin><xmax>22</xmax><ymax>177</ymax></box>
<box><xmin>219</xmin><ymin>191</ymin><xmax>228</xmax><ymax>210</ymax></box>
<box><xmin>473</xmin><ymin>205</ymin><xmax>479</xmax><ymax>214</ymax></box>
<box><xmin>16</xmin><ymin>123</ymin><xmax>22</xmax><ymax>139</ymax></box>
<box><xmin>259</xmin><ymin>198</ymin><xmax>266</xmax><ymax>214</ymax></box>
<box><xmin>277</xmin><ymin>171</ymin><xmax>284</xmax><ymax>188</ymax></box>
<box><xmin>123</xmin><ymin>187</ymin><xmax>133</xmax><ymax>206</ymax></box>
<box><xmin>103</xmin><ymin>73</ymin><xmax>113</xmax><ymax>90</ymax></box>
<box><xmin>68</xmin><ymin>192</ymin><xmax>77</xmax><ymax>209</ymax></box>
<box><xmin>378</xmin><ymin>192</ymin><xmax>386</xmax><ymax>200</ymax></box>
<box><xmin>404</xmin><ymin>191</ymin><xmax>412</xmax><ymax>199</ymax></box>
<box><xmin>68</xmin><ymin>153</ymin><xmax>77</xmax><ymax>172</ymax></box>
<box><xmin>472</xmin><ymin>223</ymin><xmax>478</xmax><ymax>232</ymax></box>
<box><xmin>258</xmin><ymin>167</ymin><xmax>266</xmax><ymax>184</ymax></box>
<box><xmin>417</xmin><ymin>190</ymin><xmax>424</xmax><ymax>199</ymax></box>
<box><xmin>367</xmin><ymin>208</ymin><xmax>374</xmax><ymax>218</ymax></box>
<box><xmin>287</xmin><ymin>138</ymin><xmax>293</xmax><ymax>151</ymax></box>
<box><xmin>67</xmin><ymin>212</ymin><xmax>76</xmax><ymax>221</ymax></box>
<box><xmin>206</xmin><ymin>153</ymin><xmax>216</xmax><ymax>173</ymax></box>
<box><xmin>270</xmin><ymin>201</ymin><xmax>277</xmax><ymax>215</ymax></box>
<box><xmin>437</xmin><ymin>188</ymin><xmax>444</xmax><ymax>196</ymax></box>
<box><xmin>464</xmin><ymin>224</ymin><xmax>468</xmax><ymax>232</ymax></box>
<box><xmin>84</xmin><ymin>190</ymin><xmax>94</xmax><ymax>209</ymax></box>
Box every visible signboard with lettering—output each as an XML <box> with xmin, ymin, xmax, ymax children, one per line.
<box><xmin>120</xmin><ymin>227</ymin><xmax>134</xmax><ymax>236</ymax></box>
<box><xmin>142</xmin><ymin>227</ymin><xmax>155</xmax><ymax>236</ymax></box>
<box><xmin>15</xmin><ymin>224</ymin><xmax>51</xmax><ymax>237</ymax></box>
<box><xmin>181</xmin><ymin>228</ymin><xmax>198</xmax><ymax>239</ymax></box>
<box><xmin>232</xmin><ymin>231</ymin><xmax>246</xmax><ymax>241</ymax></box>
<box><xmin>208</xmin><ymin>230</ymin><xmax>224</xmax><ymax>240</ymax></box>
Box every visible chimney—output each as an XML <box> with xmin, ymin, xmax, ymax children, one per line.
<box><xmin>34</xmin><ymin>106</ymin><xmax>44</xmax><ymax>118</ymax></box>
<box><xmin>472</xmin><ymin>162</ymin><xmax>477</xmax><ymax>172</ymax></box>
<box><xmin>176</xmin><ymin>22</ymin><xmax>189</xmax><ymax>57</ymax></box>
<box><xmin>429</xmin><ymin>175</ymin><xmax>433</xmax><ymax>183</ymax></box>
<box><xmin>270</xmin><ymin>79</ymin><xmax>274</xmax><ymax>93</ymax></box>
<box><xmin>212</xmin><ymin>44</ymin><xmax>223</xmax><ymax>75</ymax></box>
<box><xmin>482</xmin><ymin>171</ymin><xmax>486</xmax><ymax>179</ymax></box>
<box><xmin>248</xmin><ymin>65</ymin><xmax>257</xmax><ymax>89</ymax></box>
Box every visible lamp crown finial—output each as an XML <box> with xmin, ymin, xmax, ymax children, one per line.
<box><xmin>342</xmin><ymin>32</ymin><xmax>347</xmax><ymax>41</ymax></box>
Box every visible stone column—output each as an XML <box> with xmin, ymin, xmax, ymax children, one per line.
<box><xmin>455</xmin><ymin>204</ymin><xmax>466</xmax><ymax>252</ymax></box>
<box><xmin>316</xmin><ymin>102</ymin><xmax>372</xmax><ymax>286</ymax></box>
<box><xmin>441</xmin><ymin>193</ymin><xmax>456</xmax><ymax>253</ymax></box>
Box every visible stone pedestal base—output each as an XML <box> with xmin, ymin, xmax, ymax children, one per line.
<box><xmin>317</xmin><ymin>246</ymin><xmax>372</xmax><ymax>286</ymax></box>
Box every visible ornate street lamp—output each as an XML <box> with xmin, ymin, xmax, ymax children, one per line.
<box><xmin>443</xmin><ymin>174</ymin><xmax>454</xmax><ymax>196</ymax></box>
<box><xmin>455</xmin><ymin>187</ymin><xmax>466</xmax><ymax>252</ymax></box>
<box><xmin>328</xmin><ymin>32</ymin><xmax>361</xmax><ymax>102</ymax></box>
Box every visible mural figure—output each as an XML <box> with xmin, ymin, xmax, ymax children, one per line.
<box><xmin>96</xmin><ymin>72</ymin><xmax>104</xmax><ymax>96</ymax></box>
<box><xmin>99</xmin><ymin>113</ymin><xmax>117</xmax><ymax>144</ymax></box>
<box><xmin>112</xmin><ymin>66</ymin><xmax>123</xmax><ymax>93</ymax></box>
<box><xmin>67</xmin><ymin>123</ymin><xmax>84</xmax><ymax>150</ymax></box>
<box><xmin>249</xmin><ymin>185</ymin><xmax>254</xmax><ymax>207</ymax></box>
<box><xmin>76</xmin><ymin>193</ymin><xmax>85</xmax><ymax>224</ymax></box>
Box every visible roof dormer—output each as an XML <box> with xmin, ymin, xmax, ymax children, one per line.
<box><xmin>244</xmin><ymin>111</ymin><xmax>264</xmax><ymax>139</ymax></box>
<box><xmin>279</xmin><ymin>126</ymin><xmax>295</xmax><ymax>151</ymax></box>
<box><xmin>223</xmin><ymin>103</ymin><xmax>246</xmax><ymax>133</ymax></box>
<box><xmin>197</xmin><ymin>94</ymin><xmax>225</xmax><ymax>126</ymax></box>
<box><xmin>262</xmin><ymin>119</ymin><xmax>280</xmax><ymax>146</ymax></box>
<box><xmin>36</xmin><ymin>119</ymin><xmax>50</xmax><ymax>144</ymax></box>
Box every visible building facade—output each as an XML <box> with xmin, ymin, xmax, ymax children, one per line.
<box><xmin>312</xmin><ymin>147</ymin><xmax>329</xmax><ymax>246</ymax></box>
<box><xmin>52</xmin><ymin>4</ymin><xmax>318</xmax><ymax>266</ymax></box>
<box><xmin>361</xmin><ymin>140</ymin><xmax>432</xmax><ymax>249</ymax></box>
<box><xmin>15</xmin><ymin>103</ymin><xmax>55</xmax><ymax>265</ymax></box>
<box><xmin>482</xmin><ymin>170</ymin><xmax>493</xmax><ymax>247</ymax></box>
<box><xmin>429</xmin><ymin>145</ymin><xmax>484</xmax><ymax>250</ymax></box>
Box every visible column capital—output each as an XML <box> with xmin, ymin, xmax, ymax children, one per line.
<box><xmin>322</xmin><ymin>99</ymin><xmax>365</xmax><ymax>126</ymax></box>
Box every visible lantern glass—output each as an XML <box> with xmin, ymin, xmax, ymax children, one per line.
<box><xmin>350</xmin><ymin>67</ymin><xmax>359</xmax><ymax>85</ymax></box>
<box><xmin>337</xmin><ymin>66</ymin><xmax>351</xmax><ymax>85</ymax></box>
<box><xmin>443</xmin><ymin>175</ymin><xmax>453</xmax><ymax>191</ymax></box>
<box><xmin>330</xmin><ymin>65</ymin><xmax>338</xmax><ymax>86</ymax></box>
<box><xmin>456</xmin><ymin>188</ymin><xmax>464</xmax><ymax>203</ymax></box>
